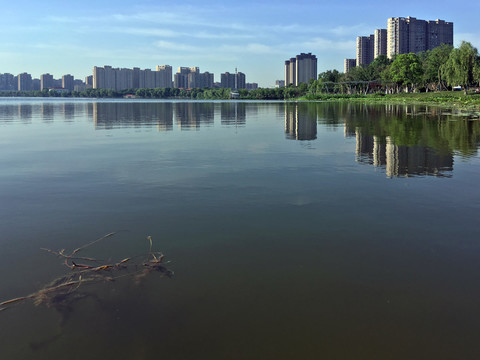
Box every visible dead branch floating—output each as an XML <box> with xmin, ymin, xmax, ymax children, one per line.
<box><xmin>0</xmin><ymin>234</ymin><xmax>173</xmax><ymax>313</ymax></box>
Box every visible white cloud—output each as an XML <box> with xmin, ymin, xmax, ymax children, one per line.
<box><xmin>109</xmin><ymin>27</ymin><xmax>179</xmax><ymax>38</ymax></box>
<box><xmin>154</xmin><ymin>41</ymin><xmax>200</xmax><ymax>52</ymax></box>
<box><xmin>220</xmin><ymin>43</ymin><xmax>278</xmax><ymax>54</ymax></box>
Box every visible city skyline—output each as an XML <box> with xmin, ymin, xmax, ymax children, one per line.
<box><xmin>1</xmin><ymin>0</ymin><xmax>479</xmax><ymax>87</ymax></box>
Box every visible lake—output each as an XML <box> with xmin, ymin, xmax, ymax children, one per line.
<box><xmin>0</xmin><ymin>98</ymin><xmax>479</xmax><ymax>359</ymax></box>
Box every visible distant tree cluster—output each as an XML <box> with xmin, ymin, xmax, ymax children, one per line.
<box><xmin>0</xmin><ymin>85</ymin><xmax>299</xmax><ymax>100</ymax></box>
<box><xmin>306</xmin><ymin>41</ymin><xmax>480</xmax><ymax>96</ymax></box>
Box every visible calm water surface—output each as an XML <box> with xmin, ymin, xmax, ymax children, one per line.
<box><xmin>0</xmin><ymin>99</ymin><xmax>480</xmax><ymax>359</ymax></box>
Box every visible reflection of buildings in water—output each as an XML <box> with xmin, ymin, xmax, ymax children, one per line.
<box><xmin>245</xmin><ymin>103</ymin><xmax>259</xmax><ymax>118</ymax></box>
<box><xmin>41</xmin><ymin>104</ymin><xmax>54</xmax><ymax>122</ymax></box>
<box><xmin>174</xmin><ymin>102</ymin><xmax>214</xmax><ymax>130</ymax></box>
<box><xmin>62</xmin><ymin>103</ymin><xmax>76</xmax><ymax>121</ymax></box>
<box><xmin>85</xmin><ymin>103</ymin><xmax>94</xmax><ymax>121</ymax></box>
<box><xmin>18</xmin><ymin>104</ymin><xmax>33</xmax><ymax>122</ymax></box>
<box><xmin>220</xmin><ymin>102</ymin><xmax>246</xmax><ymax>126</ymax></box>
<box><xmin>93</xmin><ymin>102</ymin><xmax>174</xmax><ymax>131</ymax></box>
<box><xmin>355</xmin><ymin>131</ymin><xmax>453</xmax><ymax>177</ymax></box>
<box><xmin>384</xmin><ymin>137</ymin><xmax>453</xmax><ymax>177</ymax></box>
<box><xmin>285</xmin><ymin>103</ymin><xmax>317</xmax><ymax>140</ymax></box>
<box><xmin>0</xmin><ymin>105</ymin><xmax>17</xmax><ymax>123</ymax></box>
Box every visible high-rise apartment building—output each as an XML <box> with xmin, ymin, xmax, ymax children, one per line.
<box><xmin>156</xmin><ymin>65</ymin><xmax>173</xmax><ymax>88</ymax></box>
<box><xmin>344</xmin><ymin>59</ymin><xmax>356</xmax><ymax>73</ymax></box>
<box><xmin>62</xmin><ymin>74</ymin><xmax>74</xmax><ymax>91</ymax></box>
<box><xmin>427</xmin><ymin>19</ymin><xmax>454</xmax><ymax>49</ymax></box>
<box><xmin>387</xmin><ymin>17</ymin><xmax>453</xmax><ymax>58</ymax></box>
<box><xmin>220</xmin><ymin>71</ymin><xmax>246</xmax><ymax>89</ymax></box>
<box><xmin>40</xmin><ymin>73</ymin><xmax>54</xmax><ymax>90</ymax></box>
<box><xmin>0</xmin><ymin>73</ymin><xmax>17</xmax><ymax>91</ymax></box>
<box><xmin>374</xmin><ymin>29</ymin><xmax>388</xmax><ymax>58</ymax></box>
<box><xmin>236</xmin><ymin>72</ymin><xmax>246</xmax><ymax>89</ymax></box>
<box><xmin>174</xmin><ymin>67</ymin><xmax>192</xmax><ymax>89</ymax></box>
<box><xmin>173</xmin><ymin>67</ymin><xmax>214</xmax><ymax>89</ymax></box>
<box><xmin>17</xmin><ymin>73</ymin><xmax>32</xmax><ymax>91</ymax></box>
<box><xmin>285</xmin><ymin>53</ymin><xmax>317</xmax><ymax>86</ymax></box>
<box><xmin>357</xmin><ymin>35</ymin><xmax>375</xmax><ymax>67</ymax></box>
<box><xmin>85</xmin><ymin>75</ymin><xmax>93</xmax><ymax>86</ymax></box>
<box><xmin>93</xmin><ymin>65</ymin><xmax>173</xmax><ymax>90</ymax></box>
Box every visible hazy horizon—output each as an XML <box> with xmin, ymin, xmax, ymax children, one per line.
<box><xmin>1</xmin><ymin>0</ymin><xmax>478</xmax><ymax>87</ymax></box>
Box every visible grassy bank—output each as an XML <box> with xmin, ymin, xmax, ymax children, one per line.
<box><xmin>298</xmin><ymin>91</ymin><xmax>480</xmax><ymax>109</ymax></box>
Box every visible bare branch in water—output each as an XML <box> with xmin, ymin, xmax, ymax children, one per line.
<box><xmin>0</xmin><ymin>234</ymin><xmax>173</xmax><ymax>313</ymax></box>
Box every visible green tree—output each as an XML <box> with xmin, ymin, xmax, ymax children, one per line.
<box><xmin>421</xmin><ymin>44</ymin><xmax>453</xmax><ymax>91</ymax></box>
<box><xmin>369</xmin><ymin>55</ymin><xmax>392</xmax><ymax>80</ymax></box>
<box><xmin>441</xmin><ymin>41</ymin><xmax>478</xmax><ymax>94</ymax></box>
<box><xmin>388</xmin><ymin>53</ymin><xmax>424</xmax><ymax>92</ymax></box>
<box><xmin>318</xmin><ymin>70</ymin><xmax>340</xmax><ymax>83</ymax></box>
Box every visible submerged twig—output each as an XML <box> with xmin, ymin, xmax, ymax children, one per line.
<box><xmin>0</xmin><ymin>234</ymin><xmax>173</xmax><ymax>313</ymax></box>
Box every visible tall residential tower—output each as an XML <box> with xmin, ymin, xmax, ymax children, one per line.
<box><xmin>387</xmin><ymin>17</ymin><xmax>453</xmax><ymax>58</ymax></box>
<box><xmin>285</xmin><ymin>53</ymin><xmax>317</xmax><ymax>86</ymax></box>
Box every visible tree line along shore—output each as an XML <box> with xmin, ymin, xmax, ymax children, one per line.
<box><xmin>1</xmin><ymin>41</ymin><xmax>479</xmax><ymax>109</ymax></box>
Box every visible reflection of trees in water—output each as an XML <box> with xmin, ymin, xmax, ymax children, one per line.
<box><xmin>341</xmin><ymin>103</ymin><xmax>480</xmax><ymax>158</ymax></box>
<box><xmin>292</xmin><ymin>102</ymin><xmax>479</xmax><ymax>177</ymax></box>
<box><xmin>339</xmin><ymin>103</ymin><xmax>480</xmax><ymax>176</ymax></box>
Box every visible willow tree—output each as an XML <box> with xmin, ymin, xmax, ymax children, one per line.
<box><xmin>422</xmin><ymin>44</ymin><xmax>453</xmax><ymax>91</ymax></box>
<box><xmin>441</xmin><ymin>41</ymin><xmax>479</xmax><ymax>94</ymax></box>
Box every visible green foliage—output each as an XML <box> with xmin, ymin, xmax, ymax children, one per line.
<box><xmin>441</xmin><ymin>41</ymin><xmax>479</xmax><ymax>93</ymax></box>
<box><xmin>388</xmin><ymin>53</ymin><xmax>424</xmax><ymax>90</ymax></box>
<box><xmin>422</xmin><ymin>44</ymin><xmax>453</xmax><ymax>89</ymax></box>
<box><xmin>318</xmin><ymin>69</ymin><xmax>340</xmax><ymax>82</ymax></box>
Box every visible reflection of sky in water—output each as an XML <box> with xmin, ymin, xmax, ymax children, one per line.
<box><xmin>0</xmin><ymin>99</ymin><xmax>480</xmax><ymax>359</ymax></box>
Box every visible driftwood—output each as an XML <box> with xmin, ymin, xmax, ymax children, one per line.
<box><xmin>0</xmin><ymin>233</ymin><xmax>173</xmax><ymax>313</ymax></box>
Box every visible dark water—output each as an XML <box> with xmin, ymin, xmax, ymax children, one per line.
<box><xmin>0</xmin><ymin>99</ymin><xmax>479</xmax><ymax>359</ymax></box>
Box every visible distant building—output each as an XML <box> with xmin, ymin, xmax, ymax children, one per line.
<box><xmin>374</xmin><ymin>29</ymin><xmax>388</xmax><ymax>58</ymax></box>
<box><xmin>247</xmin><ymin>83</ymin><xmax>258</xmax><ymax>90</ymax></box>
<box><xmin>344</xmin><ymin>59</ymin><xmax>356</xmax><ymax>73</ymax></box>
<box><xmin>275</xmin><ymin>80</ymin><xmax>285</xmax><ymax>88</ymax></box>
<box><xmin>17</xmin><ymin>73</ymin><xmax>32</xmax><ymax>91</ymax></box>
<box><xmin>221</xmin><ymin>72</ymin><xmax>235</xmax><ymax>88</ymax></box>
<box><xmin>93</xmin><ymin>65</ymin><xmax>173</xmax><ymax>90</ymax></box>
<box><xmin>221</xmin><ymin>71</ymin><xmax>246</xmax><ymax>89</ymax></box>
<box><xmin>32</xmin><ymin>78</ymin><xmax>41</xmax><ymax>91</ymax></box>
<box><xmin>387</xmin><ymin>17</ymin><xmax>453</xmax><ymax>58</ymax></box>
<box><xmin>357</xmin><ymin>35</ymin><xmax>375</xmax><ymax>67</ymax></box>
<box><xmin>174</xmin><ymin>67</ymin><xmax>213</xmax><ymax>89</ymax></box>
<box><xmin>174</xmin><ymin>67</ymin><xmax>191</xmax><ymax>88</ymax></box>
<box><xmin>0</xmin><ymin>73</ymin><xmax>17</xmax><ymax>91</ymax></box>
<box><xmin>85</xmin><ymin>75</ymin><xmax>93</xmax><ymax>86</ymax></box>
<box><xmin>156</xmin><ymin>65</ymin><xmax>173</xmax><ymax>88</ymax></box>
<box><xmin>62</xmin><ymin>74</ymin><xmax>74</xmax><ymax>91</ymax></box>
<box><xmin>41</xmin><ymin>73</ymin><xmax>54</xmax><ymax>90</ymax></box>
<box><xmin>285</xmin><ymin>53</ymin><xmax>317</xmax><ymax>86</ymax></box>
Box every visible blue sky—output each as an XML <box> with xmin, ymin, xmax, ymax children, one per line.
<box><xmin>1</xmin><ymin>0</ymin><xmax>478</xmax><ymax>87</ymax></box>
